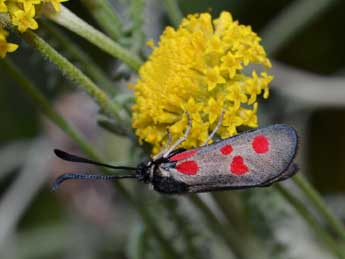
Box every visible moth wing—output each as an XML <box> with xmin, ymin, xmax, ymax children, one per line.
<box><xmin>260</xmin><ymin>163</ymin><xmax>298</xmax><ymax>187</ymax></box>
<box><xmin>167</xmin><ymin>124</ymin><xmax>298</xmax><ymax>192</ymax></box>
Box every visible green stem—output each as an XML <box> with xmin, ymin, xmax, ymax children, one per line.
<box><xmin>81</xmin><ymin>0</ymin><xmax>123</xmax><ymax>40</ymax></box>
<box><xmin>275</xmin><ymin>184</ymin><xmax>345</xmax><ymax>258</ymax></box>
<box><xmin>161</xmin><ymin>198</ymin><xmax>199</xmax><ymax>259</ymax></box>
<box><xmin>12</xmin><ymin>224</ymin><xmax>70</xmax><ymax>259</ymax></box>
<box><xmin>211</xmin><ymin>192</ymin><xmax>247</xmax><ymax>231</ymax></box>
<box><xmin>42</xmin><ymin>22</ymin><xmax>116</xmax><ymax>95</ymax></box>
<box><xmin>187</xmin><ymin>194</ymin><xmax>251</xmax><ymax>259</ymax></box>
<box><xmin>128</xmin><ymin>0</ymin><xmax>145</xmax><ymax>54</ymax></box>
<box><xmin>163</xmin><ymin>0</ymin><xmax>183</xmax><ymax>28</ymax></box>
<box><xmin>211</xmin><ymin>192</ymin><xmax>269</xmax><ymax>258</ymax></box>
<box><xmin>46</xmin><ymin>6</ymin><xmax>143</xmax><ymax>71</ymax></box>
<box><xmin>22</xmin><ymin>30</ymin><xmax>130</xmax><ymax>133</ymax></box>
<box><xmin>293</xmin><ymin>174</ymin><xmax>345</xmax><ymax>240</ymax></box>
<box><xmin>134</xmin><ymin>202</ymin><xmax>180</xmax><ymax>259</ymax></box>
<box><xmin>1</xmin><ymin>59</ymin><xmax>97</xmax><ymax>162</ymax></box>
<box><xmin>261</xmin><ymin>0</ymin><xmax>337</xmax><ymax>55</ymax></box>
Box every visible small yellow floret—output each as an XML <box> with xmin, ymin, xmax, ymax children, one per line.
<box><xmin>11</xmin><ymin>6</ymin><xmax>38</xmax><ymax>32</ymax></box>
<box><xmin>0</xmin><ymin>28</ymin><xmax>18</xmax><ymax>58</ymax></box>
<box><xmin>49</xmin><ymin>0</ymin><xmax>69</xmax><ymax>12</ymax></box>
<box><xmin>146</xmin><ymin>39</ymin><xmax>155</xmax><ymax>48</ymax></box>
<box><xmin>0</xmin><ymin>0</ymin><xmax>7</xmax><ymax>12</ymax></box>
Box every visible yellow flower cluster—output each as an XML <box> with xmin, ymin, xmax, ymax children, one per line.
<box><xmin>131</xmin><ymin>11</ymin><xmax>273</xmax><ymax>154</ymax></box>
<box><xmin>0</xmin><ymin>0</ymin><xmax>68</xmax><ymax>58</ymax></box>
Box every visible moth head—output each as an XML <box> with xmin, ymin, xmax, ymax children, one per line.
<box><xmin>135</xmin><ymin>160</ymin><xmax>152</xmax><ymax>183</ymax></box>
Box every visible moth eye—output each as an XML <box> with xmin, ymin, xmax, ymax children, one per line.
<box><xmin>252</xmin><ymin>135</ymin><xmax>269</xmax><ymax>154</ymax></box>
<box><xmin>176</xmin><ymin>161</ymin><xmax>199</xmax><ymax>175</ymax></box>
<box><xmin>220</xmin><ymin>144</ymin><xmax>233</xmax><ymax>155</ymax></box>
<box><xmin>230</xmin><ymin>156</ymin><xmax>249</xmax><ymax>176</ymax></box>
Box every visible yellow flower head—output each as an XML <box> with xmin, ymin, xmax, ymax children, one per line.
<box><xmin>0</xmin><ymin>0</ymin><xmax>68</xmax><ymax>57</ymax></box>
<box><xmin>131</xmin><ymin>12</ymin><xmax>273</xmax><ymax>154</ymax></box>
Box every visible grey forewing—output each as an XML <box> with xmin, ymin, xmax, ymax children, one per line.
<box><xmin>167</xmin><ymin>124</ymin><xmax>298</xmax><ymax>190</ymax></box>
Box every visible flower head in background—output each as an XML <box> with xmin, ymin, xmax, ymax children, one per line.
<box><xmin>131</xmin><ymin>12</ymin><xmax>273</xmax><ymax>154</ymax></box>
<box><xmin>0</xmin><ymin>0</ymin><xmax>68</xmax><ymax>57</ymax></box>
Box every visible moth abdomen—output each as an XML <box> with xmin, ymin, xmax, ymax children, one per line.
<box><xmin>151</xmin><ymin>174</ymin><xmax>189</xmax><ymax>194</ymax></box>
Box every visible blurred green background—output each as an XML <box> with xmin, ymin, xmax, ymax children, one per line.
<box><xmin>1</xmin><ymin>0</ymin><xmax>345</xmax><ymax>258</ymax></box>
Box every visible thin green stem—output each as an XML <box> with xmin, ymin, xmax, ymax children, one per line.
<box><xmin>163</xmin><ymin>0</ymin><xmax>183</xmax><ymax>28</ymax></box>
<box><xmin>187</xmin><ymin>194</ymin><xmax>252</xmax><ymax>259</ymax></box>
<box><xmin>133</xmin><ymin>202</ymin><xmax>180</xmax><ymax>259</ymax></box>
<box><xmin>211</xmin><ymin>192</ymin><xmax>269</xmax><ymax>258</ymax></box>
<box><xmin>11</xmin><ymin>224</ymin><xmax>70</xmax><ymax>259</ymax></box>
<box><xmin>261</xmin><ymin>0</ymin><xmax>337</xmax><ymax>55</ymax></box>
<box><xmin>293</xmin><ymin>174</ymin><xmax>345</xmax><ymax>240</ymax></box>
<box><xmin>275</xmin><ymin>184</ymin><xmax>345</xmax><ymax>259</ymax></box>
<box><xmin>161</xmin><ymin>198</ymin><xmax>199</xmax><ymax>259</ymax></box>
<box><xmin>128</xmin><ymin>0</ymin><xmax>145</xmax><ymax>54</ymax></box>
<box><xmin>211</xmin><ymin>192</ymin><xmax>246</xmax><ymax>231</ymax></box>
<box><xmin>0</xmin><ymin>58</ymin><xmax>179</xmax><ymax>259</ymax></box>
<box><xmin>22</xmin><ymin>30</ymin><xmax>130</xmax><ymax>134</ymax></box>
<box><xmin>46</xmin><ymin>6</ymin><xmax>143</xmax><ymax>71</ymax></box>
<box><xmin>42</xmin><ymin>22</ymin><xmax>116</xmax><ymax>95</ymax></box>
<box><xmin>0</xmin><ymin>59</ymin><xmax>127</xmax><ymax>192</ymax></box>
<box><xmin>81</xmin><ymin>0</ymin><xmax>123</xmax><ymax>40</ymax></box>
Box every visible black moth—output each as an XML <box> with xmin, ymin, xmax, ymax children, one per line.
<box><xmin>53</xmin><ymin>120</ymin><xmax>298</xmax><ymax>194</ymax></box>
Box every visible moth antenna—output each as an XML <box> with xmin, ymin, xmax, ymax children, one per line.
<box><xmin>54</xmin><ymin>149</ymin><xmax>137</xmax><ymax>171</ymax></box>
<box><xmin>52</xmin><ymin>173</ymin><xmax>137</xmax><ymax>191</ymax></box>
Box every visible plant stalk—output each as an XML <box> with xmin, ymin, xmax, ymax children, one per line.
<box><xmin>22</xmin><ymin>30</ymin><xmax>130</xmax><ymax>134</ymax></box>
<box><xmin>42</xmin><ymin>22</ymin><xmax>116</xmax><ymax>95</ymax></box>
<box><xmin>46</xmin><ymin>6</ymin><xmax>142</xmax><ymax>71</ymax></box>
<box><xmin>293</xmin><ymin>174</ymin><xmax>345</xmax><ymax>240</ymax></box>
<box><xmin>81</xmin><ymin>0</ymin><xmax>123</xmax><ymax>40</ymax></box>
<box><xmin>275</xmin><ymin>184</ymin><xmax>345</xmax><ymax>258</ymax></box>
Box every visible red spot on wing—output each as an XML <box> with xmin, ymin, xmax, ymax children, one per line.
<box><xmin>170</xmin><ymin>150</ymin><xmax>197</xmax><ymax>161</ymax></box>
<box><xmin>230</xmin><ymin>156</ymin><xmax>249</xmax><ymax>175</ymax></box>
<box><xmin>220</xmin><ymin>144</ymin><xmax>233</xmax><ymax>155</ymax></box>
<box><xmin>176</xmin><ymin>161</ymin><xmax>199</xmax><ymax>175</ymax></box>
<box><xmin>252</xmin><ymin>135</ymin><xmax>269</xmax><ymax>154</ymax></box>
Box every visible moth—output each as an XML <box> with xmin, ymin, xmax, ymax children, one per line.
<box><xmin>53</xmin><ymin>119</ymin><xmax>298</xmax><ymax>194</ymax></box>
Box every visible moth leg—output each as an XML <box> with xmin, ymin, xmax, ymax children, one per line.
<box><xmin>152</xmin><ymin>128</ymin><xmax>172</xmax><ymax>160</ymax></box>
<box><xmin>165</xmin><ymin>128</ymin><xmax>172</xmax><ymax>148</ymax></box>
<box><xmin>162</xmin><ymin>112</ymin><xmax>192</xmax><ymax>158</ymax></box>
<box><xmin>201</xmin><ymin>110</ymin><xmax>225</xmax><ymax>146</ymax></box>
